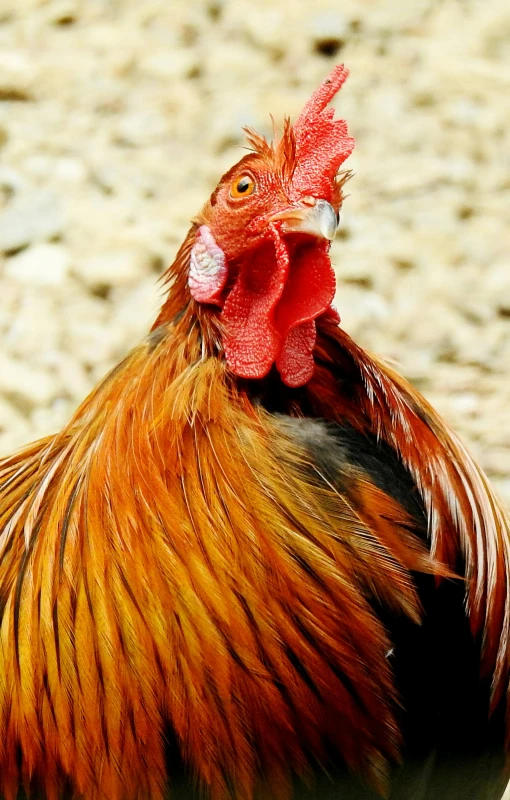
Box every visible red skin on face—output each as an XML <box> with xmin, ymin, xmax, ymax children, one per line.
<box><xmin>190</xmin><ymin>65</ymin><xmax>354</xmax><ymax>387</ymax></box>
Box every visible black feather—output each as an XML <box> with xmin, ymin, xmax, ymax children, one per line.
<box><xmin>270</xmin><ymin>414</ymin><xmax>506</xmax><ymax>799</ymax></box>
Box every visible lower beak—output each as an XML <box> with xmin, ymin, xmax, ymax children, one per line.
<box><xmin>269</xmin><ymin>199</ymin><xmax>339</xmax><ymax>241</ymax></box>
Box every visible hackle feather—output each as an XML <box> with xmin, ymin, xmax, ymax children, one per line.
<box><xmin>0</xmin><ymin>310</ymin><xmax>446</xmax><ymax>800</ymax></box>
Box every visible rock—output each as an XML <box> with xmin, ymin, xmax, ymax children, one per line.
<box><xmin>242</xmin><ymin>9</ymin><xmax>288</xmax><ymax>54</ymax></box>
<box><xmin>112</xmin><ymin>277</ymin><xmax>160</xmax><ymax>339</ymax></box>
<box><xmin>25</xmin><ymin>155</ymin><xmax>86</xmax><ymax>185</ymax></box>
<box><xmin>39</xmin><ymin>351</ymin><xmax>92</xmax><ymax>401</ymax></box>
<box><xmin>0</xmin><ymin>51</ymin><xmax>36</xmax><ymax>101</ymax></box>
<box><xmin>30</xmin><ymin>400</ymin><xmax>74</xmax><ymax>440</ymax></box>
<box><xmin>5</xmin><ymin>243</ymin><xmax>71</xmax><ymax>285</ymax></box>
<box><xmin>0</xmin><ymin>191</ymin><xmax>64</xmax><ymax>254</ymax></box>
<box><xmin>208</xmin><ymin>106</ymin><xmax>252</xmax><ymax>152</ymax></box>
<box><xmin>0</xmin><ymin>397</ymin><xmax>31</xmax><ymax>456</ymax></box>
<box><xmin>54</xmin><ymin>157</ymin><xmax>88</xmax><ymax>184</ymax></box>
<box><xmin>485</xmin><ymin>261</ymin><xmax>510</xmax><ymax>315</ymax></box>
<box><xmin>1</xmin><ymin>290</ymin><xmax>60</xmax><ymax>360</ymax></box>
<box><xmin>482</xmin><ymin>448</ymin><xmax>510</xmax><ymax>477</ymax></box>
<box><xmin>494</xmin><ymin>479</ymin><xmax>510</xmax><ymax>507</ymax></box>
<box><xmin>0</xmin><ymin>355</ymin><xmax>56</xmax><ymax>411</ymax></box>
<box><xmin>309</xmin><ymin>10</ymin><xmax>349</xmax><ymax>54</ymax></box>
<box><xmin>73</xmin><ymin>247</ymin><xmax>153</xmax><ymax>291</ymax></box>
<box><xmin>204</xmin><ymin>44</ymin><xmax>267</xmax><ymax>90</ymax></box>
<box><xmin>0</xmin><ymin>167</ymin><xmax>25</xmax><ymax>198</ymax></box>
<box><xmin>43</xmin><ymin>0</ymin><xmax>79</xmax><ymax>26</ymax></box>
<box><xmin>113</xmin><ymin>110</ymin><xmax>171</xmax><ymax>147</ymax></box>
<box><xmin>450</xmin><ymin>392</ymin><xmax>480</xmax><ymax>417</ymax></box>
<box><xmin>139</xmin><ymin>51</ymin><xmax>198</xmax><ymax>81</ymax></box>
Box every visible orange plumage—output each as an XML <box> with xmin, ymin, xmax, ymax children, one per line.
<box><xmin>0</xmin><ymin>65</ymin><xmax>509</xmax><ymax>800</ymax></box>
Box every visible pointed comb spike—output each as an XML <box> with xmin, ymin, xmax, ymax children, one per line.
<box><xmin>290</xmin><ymin>64</ymin><xmax>355</xmax><ymax>199</ymax></box>
<box><xmin>294</xmin><ymin>63</ymin><xmax>350</xmax><ymax>136</ymax></box>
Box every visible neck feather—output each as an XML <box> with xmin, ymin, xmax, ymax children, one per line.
<box><xmin>152</xmin><ymin>225</ymin><xmax>223</xmax><ymax>362</ymax></box>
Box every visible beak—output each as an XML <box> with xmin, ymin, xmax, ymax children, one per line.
<box><xmin>269</xmin><ymin>198</ymin><xmax>339</xmax><ymax>241</ymax></box>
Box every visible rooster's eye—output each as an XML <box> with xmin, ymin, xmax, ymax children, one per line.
<box><xmin>230</xmin><ymin>175</ymin><xmax>256</xmax><ymax>199</ymax></box>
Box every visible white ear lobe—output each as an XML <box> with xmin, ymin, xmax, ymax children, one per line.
<box><xmin>188</xmin><ymin>225</ymin><xmax>228</xmax><ymax>304</ymax></box>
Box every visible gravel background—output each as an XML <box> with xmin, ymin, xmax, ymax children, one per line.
<box><xmin>0</xmin><ymin>0</ymin><xmax>509</xmax><ymax>506</ymax></box>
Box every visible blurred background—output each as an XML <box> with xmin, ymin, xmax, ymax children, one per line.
<box><xmin>0</xmin><ymin>0</ymin><xmax>509</xmax><ymax>505</ymax></box>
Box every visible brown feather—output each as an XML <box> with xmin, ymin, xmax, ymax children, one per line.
<box><xmin>0</xmin><ymin>309</ymin><xmax>446</xmax><ymax>799</ymax></box>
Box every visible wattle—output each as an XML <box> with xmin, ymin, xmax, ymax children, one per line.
<box><xmin>221</xmin><ymin>239</ymin><xmax>336</xmax><ymax>387</ymax></box>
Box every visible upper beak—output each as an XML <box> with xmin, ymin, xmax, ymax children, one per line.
<box><xmin>269</xmin><ymin>198</ymin><xmax>339</xmax><ymax>241</ymax></box>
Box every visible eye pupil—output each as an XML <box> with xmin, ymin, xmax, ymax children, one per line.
<box><xmin>230</xmin><ymin>174</ymin><xmax>255</xmax><ymax>198</ymax></box>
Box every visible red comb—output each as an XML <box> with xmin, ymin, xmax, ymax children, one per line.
<box><xmin>290</xmin><ymin>64</ymin><xmax>354</xmax><ymax>198</ymax></box>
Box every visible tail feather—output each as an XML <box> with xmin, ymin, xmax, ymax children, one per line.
<box><xmin>312</xmin><ymin>322</ymin><xmax>510</xmax><ymax>723</ymax></box>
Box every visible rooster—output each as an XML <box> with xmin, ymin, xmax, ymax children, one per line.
<box><xmin>0</xmin><ymin>65</ymin><xmax>509</xmax><ymax>800</ymax></box>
